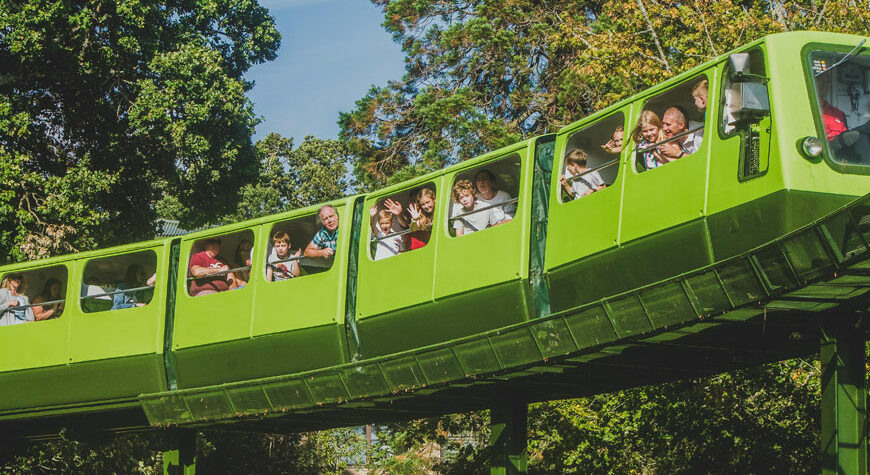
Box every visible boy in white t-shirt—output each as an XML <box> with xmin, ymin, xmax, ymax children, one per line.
<box><xmin>371</xmin><ymin>209</ymin><xmax>404</xmax><ymax>260</ymax></box>
<box><xmin>266</xmin><ymin>231</ymin><xmax>301</xmax><ymax>281</ymax></box>
<box><xmin>451</xmin><ymin>179</ymin><xmax>498</xmax><ymax>236</ymax></box>
<box><xmin>560</xmin><ymin>148</ymin><xmax>606</xmax><ymax>200</ymax></box>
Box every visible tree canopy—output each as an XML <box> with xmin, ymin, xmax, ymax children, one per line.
<box><xmin>341</xmin><ymin>0</ymin><xmax>870</xmax><ymax>189</ymax></box>
<box><xmin>0</xmin><ymin>0</ymin><xmax>280</xmax><ymax>262</ymax></box>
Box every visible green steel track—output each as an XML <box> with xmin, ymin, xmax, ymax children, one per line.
<box><xmin>128</xmin><ymin>192</ymin><xmax>870</xmax><ymax>433</ymax></box>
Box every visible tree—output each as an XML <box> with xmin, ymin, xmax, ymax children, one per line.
<box><xmin>213</xmin><ymin>133</ymin><xmax>351</xmax><ymax>223</ymax></box>
<box><xmin>0</xmin><ymin>0</ymin><xmax>281</xmax><ymax>263</ymax></box>
<box><xmin>341</xmin><ymin>0</ymin><xmax>870</xmax><ymax>189</ymax></box>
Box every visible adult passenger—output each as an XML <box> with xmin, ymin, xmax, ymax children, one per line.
<box><xmin>189</xmin><ymin>238</ymin><xmax>231</xmax><ymax>296</ymax></box>
<box><xmin>32</xmin><ymin>278</ymin><xmax>64</xmax><ymax>321</ymax></box>
<box><xmin>305</xmin><ymin>205</ymin><xmax>340</xmax><ymax>259</ymax></box>
<box><xmin>474</xmin><ymin>169</ymin><xmax>514</xmax><ymax>224</ymax></box>
<box><xmin>659</xmin><ymin>106</ymin><xmax>701</xmax><ymax>162</ymax></box>
<box><xmin>816</xmin><ymin>72</ymin><xmax>870</xmax><ymax>164</ymax></box>
<box><xmin>0</xmin><ymin>273</ymin><xmax>34</xmax><ymax>326</ymax></box>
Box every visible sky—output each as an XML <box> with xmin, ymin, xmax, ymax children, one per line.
<box><xmin>246</xmin><ymin>0</ymin><xmax>406</xmax><ymax>143</ymax></box>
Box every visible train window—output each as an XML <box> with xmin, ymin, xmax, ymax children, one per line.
<box><xmin>448</xmin><ymin>156</ymin><xmax>520</xmax><ymax>236</ymax></box>
<box><xmin>559</xmin><ymin>113</ymin><xmax>624</xmax><ymax>203</ymax></box>
<box><xmin>721</xmin><ymin>49</ymin><xmax>770</xmax><ymax>179</ymax></box>
<box><xmin>0</xmin><ymin>265</ymin><xmax>67</xmax><ymax>326</ymax></box>
<box><xmin>266</xmin><ymin>210</ymin><xmax>335</xmax><ymax>281</ymax></box>
<box><xmin>809</xmin><ymin>48</ymin><xmax>870</xmax><ymax>167</ymax></box>
<box><xmin>369</xmin><ymin>183</ymin><xmax>437</xmax><ymax>259</ymax></box>
<box><xmin>634</xmin><ymin>75</ymin><xmax>709</xmax><ymax>172</ymax></box>
<box><xmin>81</xmin><ymin>251</ymin><xmax>157</xmax><ymax>313</ymax></box>
<box><xmin>187</xmin><ymin>231</ymin><xmax>254</xmax><ymax>297</ymax></box>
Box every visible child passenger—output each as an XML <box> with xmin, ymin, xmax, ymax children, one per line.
<box><xmin>371</xmin><ymin>208</ymin><xmax>404</xmax><ymax>260</ymax></box>
<box><xmin>632</xmin><ymin>110</ymin><xmax>666</xmax><ymax>170</ymax></box>
<box><xmin>267</xmin><ymin>231</ymin><xmax>301</xmax><ymax>281</ymax></box>
<box><xmin>601</xmin><ymin>126</ymin><xmax>624</xmax><ymax>154</ymax></box>
<box><xmin>451</xmin><ymin>179</ymin><xmax>498</xmax><ymax>236</ymax></box>
<box><xmin>560</xmin><ymin>148</ymin><xmax>606</xmax><ymax>199</ymax></box>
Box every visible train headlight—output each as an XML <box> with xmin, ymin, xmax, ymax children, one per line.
<box><xmin>800</xmin><ymin>136</ymin><xmax>823</xmax><ymax>159</ymax></box>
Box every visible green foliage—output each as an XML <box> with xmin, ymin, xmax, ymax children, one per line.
<box><xmin>218</xmin><ymin>133</ymin><xmax>351</xmax><ymax>223</ymax></box>
<box><xmin>342</xmin><ymin>0</ymin><xmax>870</xmax><ymax>189</ymax></box>
<box><xmin>0</xmin><ymin>0</ymin><xmax>281</xmax><ymax>262</ymax></box>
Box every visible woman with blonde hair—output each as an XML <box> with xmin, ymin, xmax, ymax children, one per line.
<box><xmin>632</xmin><ymin>110</ymin><xmax>666</xmax><ymax>170</ymax></box>
<box><xmin>0</xmin><ymin>273</ymin><xmax>35</xmax><ymax>326</ymax></box>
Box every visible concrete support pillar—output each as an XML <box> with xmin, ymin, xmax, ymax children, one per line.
<box><xmin>821</xmin><ymin>318</ymin><xmax>867</xmax><ymax>475</ymax></box>
<box><xmin>490</xmin><ymin>399</ymin><xmax>528</xmax><ymax>475</ymax></box>
<box><xmin>163</xmin><ymin>429</ymin><xmax>196</xmax><ymax>475</ymax></box>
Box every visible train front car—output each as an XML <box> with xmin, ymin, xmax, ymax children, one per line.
<box><xmin>545</xmin><ymin>31</ymin><xmax>870</xmax><ymax>314</ymax></box>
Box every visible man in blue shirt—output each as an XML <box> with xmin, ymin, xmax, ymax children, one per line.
<box><xmin>305</xmin><ymin>205</ymin><xmax>339</xmax><ymax>259</ymax></box>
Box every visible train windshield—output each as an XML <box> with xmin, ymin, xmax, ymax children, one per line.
<box><xmin>809</xmin><ymin>47</ymin><xmax>870</xmax><ymax>167</ymax></box>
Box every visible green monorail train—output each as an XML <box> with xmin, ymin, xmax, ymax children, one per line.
<box><xmin>1</xmin><ymin>31</ymin><xmax>868</xmax><ymax>421</ymax></box>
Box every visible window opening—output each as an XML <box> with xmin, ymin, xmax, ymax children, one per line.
<box><xmin>448</xmin><ymin>156</ymin><xmax>521</xmax><ymax>236</ymax></box>
<box><xmin>721</xmin><ymin>49</ymin><xmax>771</xmax><ymax>179</ymax></box>
<box><xmin>0</xmin><ymin>265</ymin><xmax>68</xmax><ymax>326</ymax></box>
<box><xmin>82</xmin><ymin>251</ymin><xmax>157</xmax><ymax>312</ymax></box>
<box><xmin>635</xmin><ymin>77</ymin><xmax>708</xmax><ymax>171</ymax></box>
<box><xmin>266</xmin><ymin>209</ymin><xmax>335</xmax><ymax>281</ymax></box>
<box><xmin>809</xmin><ymin>47</ymin><xmax>870</xmax><ymax>166</ymax></box>
<box><xmin>560</xmin><ymin>114</ymin><xmax>623</xmax><ymax>202</ymax></box>
<box><xmin>188</xmin><ymin>231</ymin><xmax>253</xmax><ymax>297</ymax></box>
<box><xmin>369</xmin><ymin>183</ymin><xmax>437</xmax><ymax>259</ymax></box>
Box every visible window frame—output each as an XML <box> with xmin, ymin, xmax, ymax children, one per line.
<box><xmin>80</xmin><ymin>250</ymin><xmax>158</xmax><ymax>313</ymax></box>
<box><xmin>558</xmin><ymin>112</ymin><xmax>625</xmax><ymax>203</ymax></box>
<box><xmin>634</xmin><ymin>74</ymin><xmax>711</xmax><ymax>173</ymax></box>
<box><xmin>446</xmin><ymin>154</ymin><xmax>522</xmax><ymax>237</ymax></box>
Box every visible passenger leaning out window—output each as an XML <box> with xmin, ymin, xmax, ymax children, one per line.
<box><xmin>0</xmin><ymin>273</ymin><xmax>34</xmax><ymax>326</ymax></box>
<box><xmin>370</xmin><ymin>204</ymin><xmax>405</xmax><ymax>260</ymax></box>
<box><xmin>452</xmin><ymin>179</ymin><xmax>498</xmax><ymax>236</ymax></box>
<box><xmin>406</xmin><ymin>188</ymin><xmax>436</xmax><ymax>249</ymax></box>
<box><xmin>305</xmin><ymin>205</ymin><xmax>339</xmax><ymax>260</ymax></box>
<box><xmin>633</xmin><ymin>110</ymin><xmax>666</xmax><ymax>170</ymax></box>
<box><xmin>561</xmin><ymin>148</ymin><xmax>606</xmax><ymax>200</ymax></box>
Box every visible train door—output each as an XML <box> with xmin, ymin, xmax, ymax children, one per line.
<box><xmin>705</xmin><ymin>48</ymin><xmax>781</xmax><ymax>260</ymax></box>
<box><xmin>0</xmin><ymin>262</ymin><xmax>73</xmax><ymax>409</ymax></box>
<box><xmin>432</xmin><ymin>143</ymin><xmax>533</xmax><ymax>332</ymax></box>
<box><xmin>355</xmin><ymin>176</ymin><xmax>443</xmax><ymax>357</ymax></box>
<box><xmin>69</xmin><ymin>243</ymin><xmax>168</xmax><ymax>399</ymax></box>
<box><xmin>617</xmin><ymin>74</ymin><xmax>715</xmax><ymax>287</ymax></box>
<box><xmin>544</xmin><ymin>110</ymin><xmax>628</xmax><ymax>311</ymax></box>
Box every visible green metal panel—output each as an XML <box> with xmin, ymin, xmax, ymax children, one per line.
<box><xmin>69</xmin><ymin>242</ymin><xmax>168</xmax><ymax>363</ymax></box>
<box><xmin>544</xmin><ymin>109</ymin><xmax>629</xmax><ymax>271</ymax></box>
<box><xmin>170</xmin><ymin>198</ymin><xmax>354</xmax><ymax>388</ymax></box>
<box><xmin>139</xmin><ymin>191</ymin><xmax>870</xmax><ymax>428</ymax></box>
<box><xmin>618</xmin><ymin>111</ymin><xmax>709</xmax><ymax>244</ymax></box>
<box><xmin>0</xmin><ymin>354</ymin><xmax>165</xmax><ymax>411</ymax></box>
<box><xmin>434</xmin><ymin>142</ymin><xmax>533</xmax><ymax>300</ymax></box>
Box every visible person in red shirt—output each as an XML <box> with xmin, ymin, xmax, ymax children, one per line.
<box><xmin>189</xmin><ymin>238</ymin><xmax>231</xmax><ymax>296</ymax></box>
<box><xmin>817</xmin><ymin>72</ymin><xmax>870</xmax><ymax>164</ymax></box>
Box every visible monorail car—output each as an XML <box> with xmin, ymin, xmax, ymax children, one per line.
<box><xmin>0</xmin><ymin>31</ymin><xmax>868</xmax><ymax>421</ymax></box>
